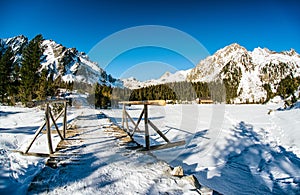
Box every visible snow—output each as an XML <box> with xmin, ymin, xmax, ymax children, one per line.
<box><xmin>27</xmin><ymin>108</ymin><xmax>200</xmax><ymax>194</ymax></box>
<box><xmin>104</xmin><ymin>104</ymin><xmax>300</xmax><ymax>194</ymax></box>
<box><xmin>2</xmin><ymin>35</ymin><xmax>27</xmax><ymax>53</ymax></box>
<box><xmin>1</xmin><ymin>103</ymin><xmax>300</xmax><ymax>194</ymax></box>
<box><xmin>0</xmin><ymin>106</ymin><xmax>78</xmax><ymax>194</ymax></box>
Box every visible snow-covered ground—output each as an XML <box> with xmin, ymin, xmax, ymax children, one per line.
<box><xmin>0</xmin><ymin>106</ymin><xmax>78</xmax><ymax>194</ymax></box>
<box><xmin>104</xmin><ymin>102</ymin><xmax>300</xmax><ymax>194</ymax></box>
<box><xmin>1</xmin><ymin>102</ymin><xmax>300</xmax><ymax>194</ymax></box>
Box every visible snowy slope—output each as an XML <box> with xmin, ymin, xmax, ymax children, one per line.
<box><xmin>0</xmin><ymin>35</ymin><xmax>28</xmax><ymax>63</ymax></box>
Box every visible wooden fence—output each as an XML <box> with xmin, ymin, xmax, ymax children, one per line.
<box><xmin>119</xmin><ymin>100</ymin><xmax>185</xmax><ymax>150</ymax></box>
<box><xmin>24</xmin><ymin>99</ymin><xmax>70</xmax><ymax>155</ymax></box>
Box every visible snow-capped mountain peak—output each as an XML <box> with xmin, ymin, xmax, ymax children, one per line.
<box><xmin>0</xmin><ymin>35</ymin><xmax>122</xmax><ymax>87</ymax></box>
<box><xmin>188</xmin><ymin>43</ymin><xmax>300</xmax><ymax>103</ymax></box>
<box><xmin>122</xmin><ymin>69</ymin><xmax>192</xmax><ymax>89</ymax></box>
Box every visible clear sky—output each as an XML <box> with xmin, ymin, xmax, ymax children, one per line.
<box><xmin>1</xmin><ymin>0</ymin><xmax>300</xmax><ymax>80</ymax></box>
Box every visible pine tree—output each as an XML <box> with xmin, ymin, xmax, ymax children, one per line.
<box><xmin>9</xmin><ymin>62</ymin><xmax>21</xmax><ymax>104</ymax></box>
<box><xmin>0</xmin><ymin>47</ymin><xmax>15</xmax><ymax>104</ymax></box>
<box><xmin>19</xmin><ymin>34</ymin><xmax>44</xmax><ymax>103</ymax></box>
<box><xmin>36</xmin><ymin>69</ymin><xmax>48</xmax><ymax>100</ymax></box>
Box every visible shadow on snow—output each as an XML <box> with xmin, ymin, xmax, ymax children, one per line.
<box><xmin>172</xmin><ymin>121</ymin><xmax>300</xmax><ymax>194</ymax></box>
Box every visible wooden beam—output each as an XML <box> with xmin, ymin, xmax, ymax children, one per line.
<box><xmin>125</xmin><ymin>111</ymin><xmax>129</xmax><ymax>133</ymax></box>
<box><xmin>25</xmin><ymin>122</ymin><xmax>46</xmax><ymax>154</ymax></box>
<box><xmin>139</xmin><ymin>140</ymin><xmax>186</xmax><ymax>151</ymax></box>
<box><xmin>119</xmin><ymin>100</ymin><xmax>166</xmax><ymax>106</ymax></box>
<box><xmin>148</xmin><ymin>119</ymin><xmax>170</xmax><ymax>143</ymax></box>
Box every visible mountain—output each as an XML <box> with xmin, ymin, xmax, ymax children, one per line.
<box><xmin>2</xmin><ymin>36</ymin><xmax>299</xmax><ymax>104</ymax></box>
<box><xmin>124</xmin><ymin>43</ymin><xmax>300</xmax><ymax>103</ymax></box>
<box><xmin>122</xmin><ymin>69</ymin><xmax>191</xmax><ymax>89</ymax></box>
<box><xmin>188</xmin><ymin>43</ymin><xmax>300</xmax><ymax>103</ymax></box>
<box><xmin>0</xmin><ymin>35</ymin><xmax>122</xmax><ymax>87</ymax></box>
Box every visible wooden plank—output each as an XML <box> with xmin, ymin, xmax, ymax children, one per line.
<box><xmin>139</xmin><ymin>140</ymin><xmax>186</xmax><ymax>151</ymax></box>
<box><xmin>148</xmin><ymin>119</ymin><xmax>170</xmax><ymax>143</ymax></box>
<box><xmin>25</xmin><ymin>121</ymin><xmax>46</xmax><ymax>154</ymax></box>
<box><xmin>144</xmin><ymin>104</ymin><xmax>150</xmax><ymax>150</ymax></box>
<box><xmin>14</xmin><ymin>150</ymin><xmax>50</xmax><ymax>157</ymax></box>
<box><xmin>125</xmin><ymin>113</ymin><xmax>129</xmax><ymax>133</ymax></box>
<box><xmin>119</xmin><ymin>100</ymin><xmax>166</xmax><ymax>106</ymax></box>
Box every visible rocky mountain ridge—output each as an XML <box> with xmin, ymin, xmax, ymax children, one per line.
<box><xmin>0</xmin><ymin>35</ymin><xmax>122</xmax><ymax>87</ymax></box>
<box><xmin>188</xmin><ymin>43</ymin><xmax>300</xmax><ymax>103</ymax></box>
<box><xmin>124</xmin><ymin>43</ymin><xmax>300</xmax><ymax>103</ymax></box>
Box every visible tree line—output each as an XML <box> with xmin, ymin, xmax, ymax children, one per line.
<box><xmin>91</xmin><ymin>75</ymin><xmax>300</xmax><ymax>108</ymax></box>
<box><xmin>88</xmin><ymin>81</ymin><xmax>227</xmax><ymax>108</ymax></box>
<box><xmin>263</xmin><ymin>75</ymin><xmax>300</xmax><ymax>106</ymax></box>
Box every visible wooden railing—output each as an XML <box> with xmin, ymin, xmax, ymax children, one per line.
<box><xmin>119</xmin><ymin>100</ymin><xmax>185</xmax><ymax>150</ymax></box>
<box><xmin>25</xmin><ymin>99</ymin><xmax>71</xmax><ymax>154</ymax></box>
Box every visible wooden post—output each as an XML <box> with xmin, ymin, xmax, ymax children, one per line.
<box><xmin>122</xmin><ymin>104</ymin><xmax>125</xmax><ymax>129</ymax></box>
<box><xmin>46</xmin><ymin>104</ymin><xmax>54</xmax><ymax>154</ymax></box>
<box><xmin>125</xmin><ymin>110</ymin><xmax>129</xmax><ymax>133</ymax></box>
<box><xmin>63</xmin><ymin>101</ymin><xmax>67</xmax><ymax>139</ymax></box>
<box><xmin>144</xmin><ymin>104</ymin><xmax>150</xmax><ymax>150</ymax></box>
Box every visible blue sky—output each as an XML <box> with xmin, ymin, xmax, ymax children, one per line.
<box><xmin>1</xmin><ymin>0</ymin><xmax>300</xmax><ymax>80</ymax></box>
